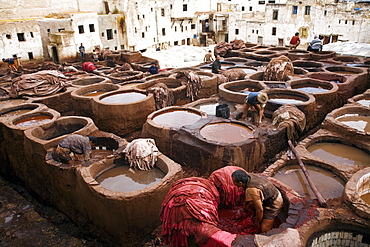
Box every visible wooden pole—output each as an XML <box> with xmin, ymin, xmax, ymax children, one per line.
<box><xmin>288</xmin><ymin>140</ymin><xmax>327</xmax><ymax>207</ymax></box>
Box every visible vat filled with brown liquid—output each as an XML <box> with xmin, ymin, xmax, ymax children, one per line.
<box><xmin>95</xmin><ymin>165</ymin><xmax>165</xmax><ymax>192</ymax></box>
<box><xmin>152</xmin><ymin>109</ymin><xmax>202</xmax><ymax>127</ymax></box>
<box><xmin>273</xmin><ymin>164</ymin><xmax>344</xmax><ymax>199</ymax></box>
<box><xmin>307</xmin><ymin>142</ymin><xmax>370</xmax><ymax>166</ymax></box>
<box><xmin>13</xmin><ymin>114</ymin><xmax>53</xmax><ymax>127</ymax></box>
<box><xmin>361</xmin><ymin>193</ymin><xmax>370</xmax><ymax>205</ymax></box>
<box><xmin>1</xmin><ymin>108</ymin><xmax>34</xmax><ymax>118</ymax></box>
<box><xmin>83</xmin><ymin>90</ymin><xmax>110</xmax><ymax>97</ymax></box>
<box><xmin>200</xmin><ymin>122</ymin><xmax>253</xmax><ymax>144</ymax></box>
<box><xmin>100</xmin><ymin>92</ymin><xmax>147</xmax><ymax>104</ymax></box>
<box><xmin>335</xmin><ymin>114</ymin><xmax>370</xmax><ymax>132</ymax></box>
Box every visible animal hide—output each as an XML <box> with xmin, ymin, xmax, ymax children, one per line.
<box><xmin>123</xmin><ymin>138</ymin><xmax>159</xmax><ymax>170</ymax></box>
<box><xmin>263</xmin><ymin>55</ymin><xmax>294</xmax><ymax>81</ymax></box>
<box><xmin>222</xmin><ymin>69</ymin><xmax>247</xmax><ymax>82</ymax></box>
<box><xmin>146</xmin><ymin>83</ymin><xmax>174</xmax><ymax>110</ymax></box>
<box><xmin>214</xmin><ymin>41</ymin><xmax>233</xmax><ymax>57</ymax></box>
<box><xmin>272</xmin><ymin>104</ymin><xmax>306</xmax><ymax>141</ymax></box>
<box><xmin>175</xmin><ymin>70</ymin><xmax>202</xmax><ymax>101</ymax></box>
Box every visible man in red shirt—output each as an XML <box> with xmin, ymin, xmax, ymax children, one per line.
<box><xmin>289</xmin><ymin>32</ymin><xmax>300</xmax><ymax>49</ymax></box>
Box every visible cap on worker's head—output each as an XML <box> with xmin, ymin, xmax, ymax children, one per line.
<box><xmin>257</xmin><ymin>92</ymin><xmax>268</xmax><ymax>104</ymax></box>
<box><xmin>208</xmin><ymin>50</ymin><xmax>212</xmax><ymax>52</ymax></box>
<box><xmin>88</xmin><ymin>136</ymin><xmax>98</xmax><ymax>144</ymax></box>
<box><xmin>151</xmin><ymin>61</ymin><xmax>156</xmax><ymax>64</ymax></box>
<box><xmin>314</xmin><ymin>34</ymin><xmax>318</xmax><ymax>38</ymax></box>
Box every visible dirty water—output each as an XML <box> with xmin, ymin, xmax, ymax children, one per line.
<box><xmin>100</xmin><ymin>92</ymin><xmax>146</xmax><ymax>104</ymax></box>
<box><xmin>13</xmin><ymin>115</ymin><xmax>52</xmax><ymax>127</ymax></box>
<box><xmin>200</xmin><ymin>122</ymin><xmax>253</xmax><ymax>143</ymax></box>
<box><xmin>153</xmin><ymin>110</ymin><xmax>201</xmax><ymax>127</ymax></box>
<box><xmin>307</xmin><ymin>142</ymin><xmax>370</xmax><ymax>166</ymax></box>
<box><xmin>335</xmin><ymin>114</ymin><xmax>370</xmax><ymax>132</ymax></box>
<box><xmin>273</xmin><ymin>164</ymin><xmax>344</xmax><ymax>199</ymax></box>
<box><xmin>95</xmin><ymin>165</ymin><xmax>165</xmax><ymax>192</ymax></box>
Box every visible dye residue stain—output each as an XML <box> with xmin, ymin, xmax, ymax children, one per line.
<box><xmin>307</xmin><ymin>142</ymin><xmax>370</xmax><ymax>166</ymax></box>
<box><xmin>100</xmin><ymin>92</ymin><xmax>146</xmax><ymax>104</ymax></box>
<box><xmin>14</xmin><ymin>115</ymin><xmax>52</xmax><ymax>127</ymax></box>
<box><xmin>335</xmin><ymin>114</ymin><xmax>370</xmax><ymax>132</ymax></box>
<box><xmin>96</xmin><ymin>165</ymin><xmax>165</xmax><ymax>192</ymax></box>
<box><xmin>360</xmin><ymin>193</ymin><xmax>370</xmax><ymax>205</ymax></box>
<box><xmin>200</xmin><ymin>123</ymin><xmax>253</xmax><ymax>143</ymax></box>
<box><xmin>1</xmin><ymin>109</ymin><xmax>33</xmax><ymax>117</ymax></box>
<box><xmin>153</xmin><ymin>110</ymin><xmax>201</xmax><ymax>127</ymax></box>
<box><xmin>217</xmin><ymin>207</ymin><xmax>259</xmax><ymax>235</ymax></box>
<box><xmin>273</xmin><ymin>164</ymin><xmax>344</xmax><ymax>199</ymax></box>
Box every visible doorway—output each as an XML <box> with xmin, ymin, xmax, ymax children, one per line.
<box><xmin>51</xmin><ymin>47</ymin><xmax>59</xmax><ymax>64</ymax></box>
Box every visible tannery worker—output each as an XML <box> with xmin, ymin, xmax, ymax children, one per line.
<box><xmin>241</xmin><ymin>92</ymin><xmax>268</xmax><ymax>125</ymax></box>
<box><xmin>232</xmin><ymin>170</ymin><xmax>283</xmax><ymax>233</ymax></box>
<box><xmin>55</xmin><ymin>134</ymin><xmax>97</xmax><ymax>164</ymax></box>
<box><xmin>148</xmin><ymin>61</ymin><xmax>159</xmax><ymax>75</ymax></box>
<box><xmin>211</xmin><ymin>55</ymin><xmax>223</xmax><ymax>74</ymax></box>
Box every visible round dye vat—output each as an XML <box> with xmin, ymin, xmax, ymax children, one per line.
<box><xmin>361</xmin><ymin>193</ymin><xmax>370</xmax><ymax>205</ymax></box>
<box><xmin>335</xmin><ymin>114</ymin><xmax>370</xmax><ymax>132</ymax></box>
<box><xmin>307</xmin><ymin>142</ymin><xmax>370</xmax><ymax>166</ymax></box>
<box><xmin>152</xmin><ymin>110</ymin><xmax>201</xmax><ymax>127</ymax></box>
<box><xmin>293</xmin><ymin>85</ymin><xmax>329</xmax><ymax>94</ymax></box>
<box><xmin>14</xmin><ymin>115</ymin><xmax>52</xmax><ymax>127</ymax></box>
<box><xmin>273</xmin><ymin>164</ymin><xmax>344</xmax><ymax>199</ymax></box>
<box><xmin>89</xmin><ymin>148</ymin><xmax>114</xmax><ymax>162</ymax></box>
<box><xmin>95</xmin><ymin>165</ymin><xmax>165</xmax><ymax>192</ymax></box>
<box><xmin>240</xmin><ymin>87</ymin><xmax>260</xmax><ymax>94</ymax></box>
<box><xmin>100</xmin><ymin>92</ymin><xmax>146</xmax><ymax>104</ymax></box>
<box><xmin>269</xmin><ymin>95</ymin><xmax>305</xmax><ymax>105</ymax></box>
<box><xmin>0</xmin><ymin>108</ymin><xmax>34</xmax><ymax>117</ymax></box>
<box><xmin>200</xmin><ymin>122</ymin><xmax>253</xmax><ymax>144</ymax></box>
<box><xmin>83</xmin><ymin>90</ymin><xmax>110</xmax><ymax>97</ymax></box>
<box><xmin>356</xmin><ymin>98</ymin><xmax>370</xmax><ymax>107</ymax></box>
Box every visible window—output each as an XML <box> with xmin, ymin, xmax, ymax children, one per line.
<box><xmin>305</xmin><ymin>6</ymin><xmax>311</xmax><ymax>15</ymax></box>
<box><xmin>17</xmin><ymin>33</ymin><xmax>25</xmax><ymax>41</ymax></box>
<box><xmin>142</xmin><ymin>32</ymin><xmax>145</xmax><ymax>38</ymax></box>
<box><xmin>175</xmin><ymin>26</ymin><xmax>177</xmax><ymax>32</ymax></box>
<box><xmin>191</xmin><ymin>24</ymin><xmax>195</xmax><ymax>29</ymax></box>
<box><xmin>58</xmin><ymin>28</ymin><xmax>65</xmax><ymax>32</ymax></box>
<box><xmin>345</xmin><ymin>20</ymin><xmax>348</xmax><ymax>24</ymax></box>
<box><xmin>174</xmin><ymin>41</ymin><xmax>178</xmax><ymax>45</ymax></box>
<box><xmin>106</xmin><ymin>29</ymin><xmax>113</xmax><ymax>40</ymax></box>
<box><xmin>28</xmin><ymin>52</ymin><xmax>34</xmax><ymax>60</ymax></box>
<box><xmin>161</xmin><ymin>8</ymin><xmax>165</xmax><ymax>16</ymax></box>
<box><xmin>252</xmin><ymin>29</ymin><xmax>254</xmax><ymax>33</ymax></box>
<box><xmin>273</xmin><ymin>10</ymin><xmax>278</xmax><ymax>20</ymax></box>
<box><xmin>301</xmin><ymin>28</ymin><xmax>308</xmax><ymax>38</ymax></box>
<box><xmin>121</xmin><ymin>45</ymin><xmax>125</xmax><ymax>49</ymax></box>
<box><xmin>162</xmin><ymin>28</ymin><xmax>166</xmax><ymax>36</ymax></box>
<box><xmin>352</xmin><ymin>21</ymin><xmax>355</xmax><ymax>25</ymax></box>
<box><xmin>145</xmin><ymin>26</ymin><xmax>148</xmax><ymax>31</ymax></box>
<box><xmin>89</xmin><ymin>24</ymin><xmax>95</xmax><ymax>32</ymax></box>
<box><xmin>101</xmin><ymin>32</ymin><xmax>105</xmax><ymax>37</ymax></box>
<box><xmin>47</xmin><ymin>29</ymin><xmax>50</xmax><ymax>33</ymax></box>
<box><xmin>256</xmin><ymin>30</ymin><xmax>259</xmax><ymax>34</ymax></box>
<box><xmin>292</xmin><ymin>6</ymin><xmax>298</xmax><ymax>15</ymax></box>
<box><xmin>324</xmin><ymin>10</ymin><xmax>327</xmax><ymax>16</ymax></box>
<box><xmin>6</xmin><ymin>34</ymin><xmax>11</xmax><ymax>39</ymax></box>
<box><xmin>235</xmin><ymin>29</ymin><xmax>239</xmax><ymax>35</ymax></box>
<box><xmin>78</xmin><ymin>25</ymin><xmax>84</xmax><ymax>34</ymax></box>
<box><xmin>183</xmin><ymin>4</ymin><xmax>187</xmax><ymax>11</ymax></box>
<box><xmin>268</xmin><ymin>0</ymin><xmax>275</xmax><ymax>2</ymax></box>
<box><xmin>137</xmin><ymin>15</ymin><xmax>140</xmax><ymax>20</ymax></box>
<box><xmin>143</xmin><ymin>15</ymin><xmax>145</xmax><ymax>19</ymax></box>
<box><xmin>339</xmin><ymin>20</ymin><xmax>341</xmax><ymax>24</ymax></box>
<box><xmin>170</xmin><ymin>5</ymin><xmax>172</xmax><ymax>9</ymax></box>
<box><xmin>249</xmin><ymin>7</ymin><xmax>252</xmax><ymax>11</ymax></box>
<box><xmin>242</xmin><ymin>6</ymin><xmax>245</xmax><ymax>11</ymax></box>
<box><xmin>181</xmin><ymin>26</ymin><xmax>184</xmax><ymax>32</ymax></box>
<box><xmin>272</xmin><ymin>27</ymin><xmax>276</xmax><ymax>36</ymax></box>
<box><xmin>258</xmin><ymin>1</ymin><xmax>265</xmax><ymax>4</ymax></box>
<box><xmin>104</xmin><ymin>1</ymin><xmax>110</xmax><ymax>14</ymax></box>
<box><xmin>30</xmin><ymin>32</ymin><xmax>34</xmax><ymax>38</ymax></box>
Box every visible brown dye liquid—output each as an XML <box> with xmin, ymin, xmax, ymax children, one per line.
<box><xmin>200</xmin><ymin>123</ymin><xmax>253</xmax><ymax>143</ymax></box>
<box><xmin>153</xmin><ymin>110</ymin><xmax>201</xmax><ymax>127</ymax></box>
<box><xmin>101</xmin><ymin>92</ymin><xmax>146</xmax><ymax>104</ymax></box>
<box><xmin>335</xmin><ymin>114</ymin><xmax>370</xmax><ymax>132</ymax></box>
<box><xmin>331</xmin><ymin>71</ymin><xmax>359</xmax><ymax>74</ymax></box>
<box><xmin>273</xmin><ymin>164</ymin><xmax>344</xmax><ymax>199</ymax></box>
<box><xmin>14</xmin><ymin>115</ymin><xmax>52</xmax><ymax>127</ymax></box>
<box><xmin>307</xmin><ymin>142</ymin><xmax>370</xmax><ymax>166</ymax></box>
<box><xmin>83</xmin><ymin>91</ymin><xmax>109</xmax><ymax>97</ymax></box>
<box><xmin>293</xmin><ymin>85</ymin><xmax>329</xmax><ymax>93</ymax></box>
<box><xmin>360</xmin><ymin>193</ymin><xmax>370</xmax><ymax>205</ymax></box>
<box><xmin>1</xmin><ymin>109</ymin><xmax>33</xmax><ymax>117</ymax></box>
<box><xmin>269</xmin><ymin>95</ymin><xmax>305</xmax><ymax>105</ymax></box>
<box><xmin>0</xmin><ymin>99</ymin><xmax>27</xmax><ymax>109</ymax></box>
<box><xmin>356</xmin><ymin>99</ymin><xmax>370</xmax><ymax>107</ymax></box>
<box><xmin>95</xmin><ymin>165</ymin><xmax>165</xmax><ymax>192</ymax></box>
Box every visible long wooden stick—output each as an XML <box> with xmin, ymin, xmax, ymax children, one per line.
<box><xmin>288</xmin><ymin>140</ymin><xmax>327</xmax><ymax>207</ymax></box>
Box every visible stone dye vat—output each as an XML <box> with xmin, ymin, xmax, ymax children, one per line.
<box><xmin>292</xmin><ymin>61</ymin><xmax>324</xmax><ymax>73</ymax></box>
<box><xmin>70</xmin><ymin>83</ymin><xmax>120</xmax><ymax>117</ymax></box>
<box><xmin>79</xmin><ymin>153</ymin><xmax>183</xmax><ymax>246</ymax></box>
<box><xmin>218</xmin><ymin>79</ymin><xmax>266</xmax><ymax>104</ymax></box>
<box><xmin>248</xmin><ymin>71</ymin><xmax>288</xmax><ymax>89</ymax></box>
<box><xmin>309</xmin><ymin>50</ymin><xmax>336</xmax><ymax>60</ymax></box>
<box><xmin>194</xmin><ymin>71</ymin><xmax>218</xmax><ymax>99</ymax></box>
<box><xmin>71</xmin><ymin>75</ymin><xmax>112</xmax><ymax>87</ymax></box>
<box><xmin>348</xmin><ymin>90</ymin><xmax>370</xmax><ymax>108</ymax></box>
<box><xmin>287</xmin><ymin>49</ymin><xmax>311</xmax><ymax>61</ymax></box>
<box><xmin>135</xmin><ymin>77</ymin><xmax>187</xmax><ymax>105</ymax></box>
<box><xmin>0</xmin><ymin>99</ymin><xmax>28</xmax><ymax>109</ymax></box>
<box><xmin>345</xmin><ymin>167</ymin><xmax>370</xmax><ymax>220</ymax></box>
<box><xmin>150</xmin><ymin>107</ymin><xmax>204</xmax><ymax>128</ymax></box>
<box><xmin>272</xmin><ymin>163</ymin><xmax>345</xmax><ymax>199</ymax></box>
<box><xmin>327</xmin><ymin>106</ymin><xmax>370</xmax><ymax>133</ymax></box>
<box><xmin>92</xmin><ymin>89</ymin><xmax>155</xmax><ymax>136</ymax></box>
<box><xmin>200</xmin><ymin>122</ymin><xmax>254</xmax><ymax>144</ymax></box>
<box><xmin>0</xmin><ymin>103</ymin><xmax>43</xmax><ymax>118</ymax></box>
<box><xmin>106</xmin><ymin>71</ymin><xmax>144</xmax><ymax>84</ymax></box>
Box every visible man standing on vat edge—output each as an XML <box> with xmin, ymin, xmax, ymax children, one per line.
<box><xmin>55</xmin><ymin>134</ymin><xmax>97</xmax><ymax>164</ymax></box>
<box><xmin>232</xmin><ymin>170</ymin><xmax>283</xmax><ymax>233</ymax></box>
<box><xmin>241</xmin><ymin>92</ymin><xmax>268</xmax><ymax>125</ymax></box>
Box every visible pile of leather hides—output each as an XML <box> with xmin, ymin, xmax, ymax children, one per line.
<box><xmin>123</xmin><ymin>138</ymin><xmax>159</xmax><ymax>170</ymax></box>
